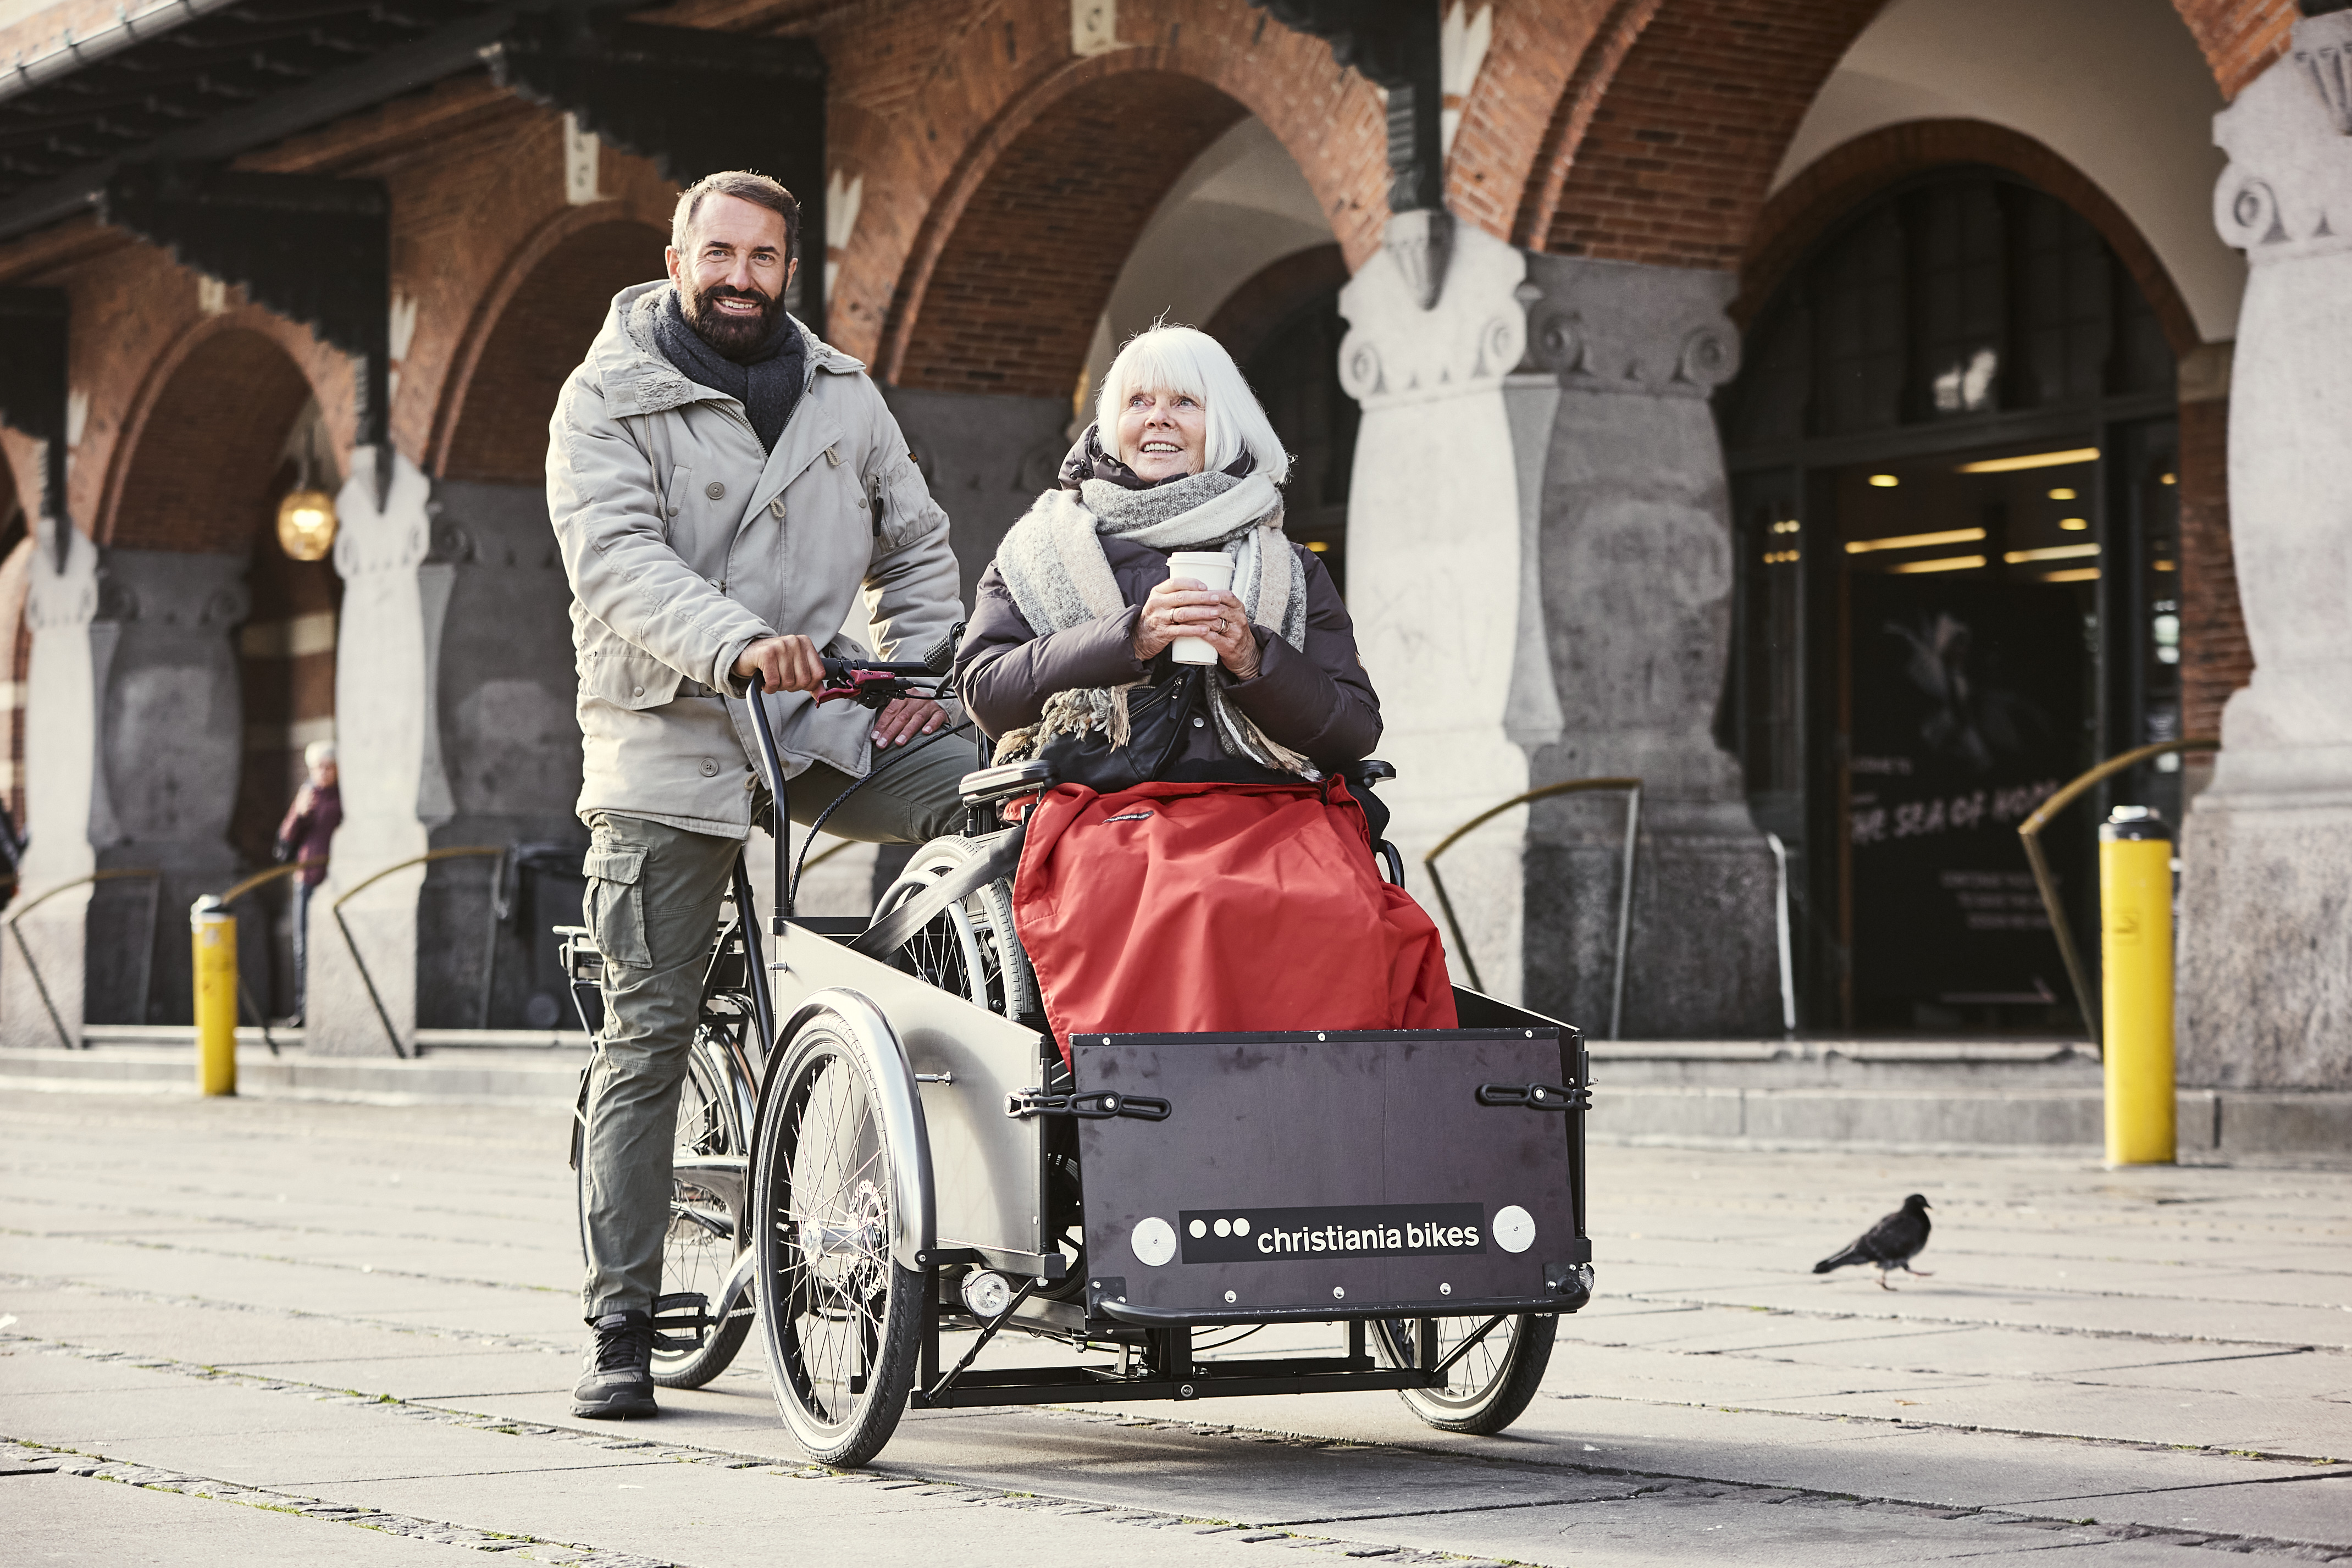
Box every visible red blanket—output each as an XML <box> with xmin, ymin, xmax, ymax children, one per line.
<box><xmin>1011</xmin><ymin>778</ymin><xmax>1458</xmax><ymax>1057</ymax></box>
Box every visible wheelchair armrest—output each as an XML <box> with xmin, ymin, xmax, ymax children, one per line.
<box><xmin>960</xmin><ymin>759</ymin><xmax>1055</xmax><ymax>806</ymax></box>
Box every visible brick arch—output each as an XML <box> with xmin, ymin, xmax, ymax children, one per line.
<box><xmin>433</xmin><ymin>203</ymin><xmax>673</xmax><ymax>481</ymax></box>
<box><xmin>822</xmin><ymin>0</ymin><xmax>1391</xmax><ymax>375</ymax></box>
<box><xmin>882</xmin><ymin>59</ymin><xmax>1252</xmax><ymax>396</ymax></box>
<box><xmin>1736</xmin><ymin>119</ymin><xmax>2202</xmax><ymax>355</ymax></box>
<box><xmin>1518</xmin><ymin>0</ymin><xmax>2289</xmax><ymax>270</ymax></box>
<box><xmin>1535</xmin><ymin>0</ymin><xmax>1891</xmax><ymax>267</ymax></box>
<box><xmin>103</xmin><ymin>315</ymin><xmax>326</xmax><ymax>553</ymax></box>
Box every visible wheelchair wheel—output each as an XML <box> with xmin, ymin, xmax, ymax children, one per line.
<box><xmin>873</xmin><ymin>834</ymin><xmax>1036</xmax><ymax>1021</ymax></box>
<box><xmin>573</xmin><ymin>1030</ymin><xmax>753</xmax><ymax>1390</ymax></box>
<box><xmin>1370</xmin><ymin>1312</ymin><xmax>1557</xmax><ymax>1435</ymax></box>
<box><xmin>753</xmin><ymin>1006</ymin><xmax>923</xmax><ymax>1466</ymax></box>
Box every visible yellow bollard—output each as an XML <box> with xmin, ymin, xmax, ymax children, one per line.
<box><xmin>2099</xmin><ymin>806</ymin><xmax>2174</xmax><ymax>1165</ymax></box>
<box><xmin>191</xmin><ymin>896</ymin><xmax>237</xmax><ymax>1097</ymax></box>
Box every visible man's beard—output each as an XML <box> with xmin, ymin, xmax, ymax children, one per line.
<box><xmin>683</xmin><ymin>281</ymin><xmax>782</xmax><ymax>359</ymax></box>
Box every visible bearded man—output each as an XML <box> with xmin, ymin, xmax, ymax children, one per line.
<box><xmin>548</xmin><ymin>170</ymin><xmax>966</xmax><ymax>1419</ymax></box>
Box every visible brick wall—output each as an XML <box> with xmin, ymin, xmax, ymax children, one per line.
<box><xmin>108</xmin><ymin>322</ymin><xmax>321</xmax><ymax>553</ymax></box>
<box><xmin>816</xmin><ymin>0</ymin><xmax>1391</xmax><ymax>374</ymax></box>
<box><xmin>2173</xmin><ymin>0</ymin><xmax>2299</xmax><ymax>98</ymax></box>
<box><xmin>438</xmin><ymin>217</ymin><xmax>671</xmax><ymax>483</ymax></box>
<box><xmin>1442</xmin><ymin>0</ymin><xmax>1613</xmax><ymax>243</ymax></box>
<box><xmin>1541</xmin><ymin>0</ymin><xmax>1888</xmax><ymax>268</ymax></box>
<box><xmin>2178</xmin><ymin>392</ymin><xmax>2249</xmax><ymax>741</ymax></box>
<box><xmin>889</xmin><ymin>64</ymin><xmax>1248</xmax><ymax>397</ymax></box>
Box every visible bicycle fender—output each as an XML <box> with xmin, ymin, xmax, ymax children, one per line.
<box><xmin>761</xmin><ymin>988</ymin><xmax>937</xmax><ymax>1275</ymax></box>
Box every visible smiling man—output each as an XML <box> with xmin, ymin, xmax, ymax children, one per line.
<box><xmin>546</xmin><ymin>170</ymin><xmax>968</xmax><ymax>1420</ymax></box>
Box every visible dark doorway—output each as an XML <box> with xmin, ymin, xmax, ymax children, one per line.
<box><xmin>1211</xmin><ymin>245</ymin><xmax>1357</xmax><ymax>596</ymax></box>
<box><xmin>1720</xmin><ymin>168</ymin><xmax>2178</xmax><ymax>1034</ymax></box>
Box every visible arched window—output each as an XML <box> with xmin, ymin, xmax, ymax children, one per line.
<box><xmin>1721</xmin><ymin>167</ymin><xmax>2178</xmax><ymax>1034</ymax></box>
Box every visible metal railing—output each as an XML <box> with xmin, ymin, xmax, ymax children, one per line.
<box><xmin>1424</xmin><ymin>778</ymin><xmax>1642</xmax><ymax>1040</ymax></box>
<box><xmin>212</xmin><ymin>859</ymin><xmax>324</xmax><ymax>1055</ymax></box>
<box><xmin>7</xmin><ymin>867</ymin><xmax>161</xmax><ymax>1048</ymax></box>
<box><xmin>2018</xmin><ymin>737</ymin><xmax>2219</xmax><ymax>1044</ymax></box>
<box><xmin>331</xmin><ymin>846</ymin><xmax>504</xmax><ymax>1058</ymax></box>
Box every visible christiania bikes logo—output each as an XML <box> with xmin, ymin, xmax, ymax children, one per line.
<box><xmin>1178</xmin><ymin>1204</ymin><xmax>1487</xmax><ymax>1264</ymax></box>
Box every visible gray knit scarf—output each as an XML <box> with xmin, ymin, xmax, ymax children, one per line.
<box><xmin>993</xmin><ymin>467</ymin><xmax>1312</xmax><ymax>775</ymax></box>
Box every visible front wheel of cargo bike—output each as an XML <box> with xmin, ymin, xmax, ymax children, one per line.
<box><xmin>752</xmin><ymin>1007</ymin><xmax>924</xmax><ymax>1466</ymax></box>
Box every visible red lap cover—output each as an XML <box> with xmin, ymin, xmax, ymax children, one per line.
<box><xmin>1011</xmin><ymin>778</ymin><xmax>1458</xmax><ymax>1059</ymax></box>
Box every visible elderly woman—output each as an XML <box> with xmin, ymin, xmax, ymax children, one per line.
<box><xmin>959</xmin><ymin>325</ymin><xmax>1375</xmax><ymax>780</ymax></box>
<box><xmin>958</xmin><ymin>325</ymin><xmax>1452</xmax><ymax>1042</ymax></box>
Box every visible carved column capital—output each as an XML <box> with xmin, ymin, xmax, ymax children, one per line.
<box><xmin>1520</xmin><ymin>254</ymin><xmax>1741</xmax><ymax>399</ymax></box>
<box><xmin>24</xmin><ymin>527</ymin><xmax>98</xmax><ymax>633</ymax></box>
<box><xmin>332</xmin><ymin>448</ymin><xmax>433</xmax><ymax>578</ymax></box>
<box><xmin>2215</xmin><ymin>10</ymin><xmax>2352</xmax><ymax>263</ymax></box>
<box><xmin>1336</xmin><ymin>220</ymin><xmax>1528</xmax><ymax>411</ymax></box>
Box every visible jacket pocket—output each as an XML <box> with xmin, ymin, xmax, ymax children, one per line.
<box><xmin>582</xmin><ymin>844</ymin><xmax>651</xmax><ymax>970</ymax></box>
<box><xmin>582</xmin><ymin>646</ymin><xmax>679</xmax><ymax>711</ymax></box>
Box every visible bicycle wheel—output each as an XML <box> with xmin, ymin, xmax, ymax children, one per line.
<box><xmin>574</xmin><ymin>1030</ymin><xmax>754</xmax><ymax>1390</ymax></box>
<box><xmin>652</xmin><ymin>1033</ymin><xmax>754</xmax><ymax>1388</ymax></box>
<box><xmin>872</xmin><ymin>834</ymin><xmax>1036</xmax><ymax>1021</ymax></box>
<box><xmin>753</xmin><ymin>1006</ymin><xmax>924</xmax><ymax>1466</ymax></box>
<box><xmin>1370</xmin><ymin>1312</ymin><xmax>1557</xmax><ymax>1435</ymax></box>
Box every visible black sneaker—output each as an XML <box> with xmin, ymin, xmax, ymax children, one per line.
<box><xmin>572</xmin><ymin>1309</ymin><xmax>657</xmax><ymax>1419</ymax></box>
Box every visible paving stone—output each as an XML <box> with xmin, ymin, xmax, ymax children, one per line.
<box><xmin>8</xmin><ymin>1089</ymin><xmax>2348</xmax><ymax>1564</ymax></box>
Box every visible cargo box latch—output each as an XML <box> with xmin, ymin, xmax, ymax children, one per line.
<box><xmin>1006</xmin><ymin>1088</ymin><xmax>1172</xmax><ymax>1122</ymax></box>
<box><xmin>1475</xmin><ymin>1080</ymin><xmax>1590</xmax><ymax>1111</ymax></box>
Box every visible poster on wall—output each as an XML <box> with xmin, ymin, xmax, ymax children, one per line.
<box><xmin>1847</xmin><ymin>574</ymin><xmax>2087</xmax><ymax>1023</ymax></box>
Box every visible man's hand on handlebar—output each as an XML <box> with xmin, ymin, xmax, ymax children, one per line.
<box><xmin>734</xmin><ymin>634</ymin><xmax>826</xmax><ymax>694</ymax></box>
<box><xmin>872</xmin><ymin>696</ymin><xmax>946</xmax><ymax>748</ymax></box>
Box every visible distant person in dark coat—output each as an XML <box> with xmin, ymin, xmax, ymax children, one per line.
<box><xmin>274</xmin><ymin>740</ymin><xmax>341</xmax><ymax>1023</ymax></box>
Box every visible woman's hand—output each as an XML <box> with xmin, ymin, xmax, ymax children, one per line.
<box><xmin>1133</xmin><ymin>578</ymin><xmax>1259</xmax><ymax>678</ymax></box>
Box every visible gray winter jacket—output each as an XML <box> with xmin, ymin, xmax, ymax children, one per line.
<box><xmin>548</xmin><ymin>282</ymin><xmax>960</xmax><ymax>837</ymax></box>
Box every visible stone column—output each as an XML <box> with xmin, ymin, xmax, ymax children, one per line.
<box><xmin>416</xmin><ymin>478</ymin><xmax>589</xmax><ymax>1030</ymax></box>
<box><xmin>2182</xmin><ymin>11</ymin><xmax>2352</xmax><ymax>1089</ymax></box>
<box><xmin>0</xmin><ymin>533</ymin><xmax>249</xmax><ymax>1042</ymax></box>
<box><xmin>90</xmin><ymin>548</ymin><xmax>250</xmax><ymax>1024</ymax></box>
<box><xmin>305</xmin><ymin>453</ymin><xmax>433</xmax><ymax>1055</ymax></box>
<box><xmin>1338</xmin><ymin>223</ymin><xmax>1563</xmax><ymax>1006</ymax></box>
<box><xmin>306</xmin><ymin>454</ymin><xmax>608</xmax><ymax>1050</ymax></box>
<box><xmin>2</xmin><ymin>530</ymin><xmax>101</xmax><ymax>1047</ymax></box>
<box><xmin>1515</xmin><ymin>256</ymin><xmax>1780</xmax><ymax>1038</ymax></box>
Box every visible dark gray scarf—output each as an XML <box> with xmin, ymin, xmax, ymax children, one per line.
<box><xmin>654</xmin><ymin>287</ymin><xmax>807</xmax><ymax>452</ymax></box>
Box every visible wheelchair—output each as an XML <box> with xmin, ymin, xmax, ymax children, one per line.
<box><xmin>562</xmin><ymin>657</ymin><xmax>1595</xmax><ymax>1466</ymax></box>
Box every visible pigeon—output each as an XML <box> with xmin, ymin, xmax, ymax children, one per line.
<box><xmin>1813</xmin><ymin>1194</ymin><xmax>1933</xmax><ymax>1289</ymax></box>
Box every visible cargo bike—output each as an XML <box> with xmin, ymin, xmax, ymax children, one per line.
<box><xmin>561</xmin><ymin>654</ymin><xmax>1596</xmax><ymax>1466</ymax></box>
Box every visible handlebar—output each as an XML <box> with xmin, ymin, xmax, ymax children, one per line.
<box><xmin>812</xmin><ymin>656</ymin><xmax>944</xmax><ymax>711</ymax></box>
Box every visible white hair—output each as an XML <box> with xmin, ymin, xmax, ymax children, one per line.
<box><xmin>1094</xmin><ymin>325</ymin><xmax>1290</xmax><ymax>485</ymax></box>
<box><xmin>305</xmin><ymin>740</ymin><xmax>336</xmax><ymax>769</ymax></box>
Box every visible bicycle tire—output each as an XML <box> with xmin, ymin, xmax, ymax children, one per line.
<box><xmin>1369</xmin><ymin>1312</ymin><xmax>1557</xmax><ymax>1435</ymax></box>
<box><xmin>753</xmin><ymin>1005</ymin><xmax>924</xmax><ymax>1466</ymax></box>
<box><xmin>872</xmin><ymin>834</ymin><xmax>1036</xmax><ymax>1022</ymax></box>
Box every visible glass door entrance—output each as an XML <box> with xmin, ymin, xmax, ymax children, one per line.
<box><xmin>1719</xmin><ymin>164</ymin><xmax>2182</xmax><ymax>1035</ymax></box>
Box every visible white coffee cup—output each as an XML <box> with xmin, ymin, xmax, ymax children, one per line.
<box><xmin>1164</xmin><ymin>551</ymin><xmax>1237</xmax><ymax>666</ymax></box>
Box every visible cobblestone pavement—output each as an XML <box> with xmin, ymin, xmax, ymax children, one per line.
<box><xmin>2</xmin><ymin>1089</ymin><xmax>2346</xmax><ymax>1566</ymax></box>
